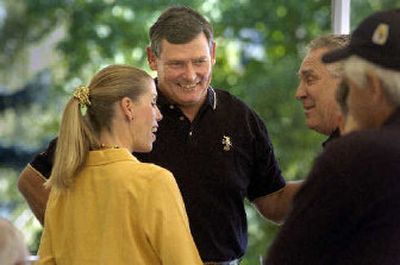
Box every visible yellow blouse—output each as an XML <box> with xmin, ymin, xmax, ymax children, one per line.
<box><xmin>37</xmin><ymin>148</ymin><xmax>202</xmax><ymax>265</ymax></box>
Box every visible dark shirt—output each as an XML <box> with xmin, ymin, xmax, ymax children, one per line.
<box><xmin>322</xmin><ymin>127</ymin><xmax>340</xmax><ymax>148</ymax></box>
<box><xmin>135</xmin><ymin>87</ymin><xmax>285</xmax><ymax>261</ymax></box>
<box><xmin>31</xmin><ymin>138</ymin><xmax>57</xmax><ymax>179</ymax></box>
<box><xmin>264</xmin><ymin>108</ymin><xmax>400</xmax><ymax>265</ymax></box>
<box><xmin>30</xmin><ymin>87</ymin><xmax>285</xmax><ymax>262</ymax></box>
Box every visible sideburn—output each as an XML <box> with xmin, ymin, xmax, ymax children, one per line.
<box><xmin>337</xmin><ymin>80</ymin><xmax>350</xmax><ymax>115</ymax></box>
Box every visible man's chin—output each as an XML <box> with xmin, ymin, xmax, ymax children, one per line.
<box><xmin>306</xmin><ymin>121</ymin><xmax>320</xmax><ymax>132</ymax></box>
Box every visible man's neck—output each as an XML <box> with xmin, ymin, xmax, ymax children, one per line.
<box><xmin>180</xmin><ymin>102</ymin><xmax>203</xmax><ymax>122</ymax></box>
<box><xmin>322</xmin><ymin>127</ymin><xmax>340</xmax><ymax>148</ymax></box>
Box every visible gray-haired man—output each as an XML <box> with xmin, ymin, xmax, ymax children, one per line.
<box><xmin>296</xmin><ymin>34</ymin><xmax>349</xmax><ymax>145</ymax></box>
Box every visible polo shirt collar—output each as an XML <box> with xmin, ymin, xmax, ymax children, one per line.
<box><xmin>86</xmin><ymin>148</ymin><xmax>138</xmax><ymax>166</ymax></box>
<box><xmin>322</xmin><ymin>128</ymin><xmax>340</xmax><ymax>148</ymax></box>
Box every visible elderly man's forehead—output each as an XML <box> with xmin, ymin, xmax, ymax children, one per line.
<box><xmin>300</xmin><ymin>49</ymin><xmax>327</xmax><ymax>67</ymax></box>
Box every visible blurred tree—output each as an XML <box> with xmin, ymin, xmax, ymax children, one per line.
<box><xmin>1</xmin><ymin>0</ymin><xmax>399</xmax><ymax>263</ymax></box>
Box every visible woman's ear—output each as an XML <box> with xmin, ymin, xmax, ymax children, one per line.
<box><xmin>120</xmin><ymin>97</ymin><xmax>135</xmax><ymax>121</ymax></box>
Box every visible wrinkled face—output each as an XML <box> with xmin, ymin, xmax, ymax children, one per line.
<box><xmin>131</xmin><ymin>80</ymin><xmax>162</xmax><ymax>152</ymax></box>
<box><xmin>147</xmin><ymin>33</ymin><xmax>216</xmax><ymax>112</ymax></box>
<box><xmin>296</xmin><ymin>48</ymin><xmax>342</xmax><ymax>135</ymax></box>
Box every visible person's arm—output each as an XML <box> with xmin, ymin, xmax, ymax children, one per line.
<box><xmin>17</xmin><ymin>138</ymin><xmax>57</xmax><ymax>225</ymax></box>
<box><xmin>247</xmin><ymin>109</ymin><xmax>302</xmax><ymax>224</ymax></box>
<box><xmin>143</xmin><ymin>169</ymin><xmax>203</xmax><ymax>265</ymax></box>
<box><xmin>17</xmin><ymin>164</ymin><xmax>50</xmax><ymax>225</ymax></box>
<box><xmin>253</xmin><ymin>180</ymin><xmax>303</xmax><ymax>224</ymax></box>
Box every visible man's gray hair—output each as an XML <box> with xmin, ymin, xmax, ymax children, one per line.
<box><xmin>308</xmin><ymin>34</ymin><xmax>350</xmax><ymax>78</ymax></box>
<box><xmin>307</xmin><ymin>34</ymin><xmax>350</xmax><ymax>51</ymax></box>
<box><xmin>344</xmin><ymin>56</ymin><xmax>400</xmax><ymax>105</ymax></box>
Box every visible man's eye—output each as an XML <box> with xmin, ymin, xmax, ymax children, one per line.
<box><xmin>193</xmin><ymin>59</ymin><xmax>207</xmax><ymax>65</ymax></box>
<box><xmin>305</xmin><ymin>76</ymin><xmax>317</xmax><ymax>84</ymax></box>
<box><xmin>169</xmin><ymin>62</ymin><xmax>183</xmax><ymax>67</ymax></box>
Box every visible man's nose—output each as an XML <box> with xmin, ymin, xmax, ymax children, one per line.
<box><xmin>156</xmin><ymin>105</ymin><xmax>163</xmax><ymax>121</ymax></box>
<box><xmin>183</xmin><ymin>63</ymin><xmax>196</xmax><ymax>81</ymax></box>
<box><xmin>295</xmin><ymin>82</ymin><xmax>307</xmax><ymax>101</ymax></box>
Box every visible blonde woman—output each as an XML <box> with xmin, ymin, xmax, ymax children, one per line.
<box><xmin>37</xmin><ymin>65</ymin><xmax>202</xmax><ymax>265</ymax></box>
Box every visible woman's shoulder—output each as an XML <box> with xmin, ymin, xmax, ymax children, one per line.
<box><xmin>125</xmin><ymin>161</ymin><xmax>175</xmax><ymax>184</ymax></box>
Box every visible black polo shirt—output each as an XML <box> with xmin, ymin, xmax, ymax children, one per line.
<box><xmin>135</xmin><ymin>87</ymin><xmax>285</xmax><ymax>262</ymax></box>
<box><xmin>30</xmin><ymin>87</ymin><xmax>285</xmax><ymax>262</ymax></box>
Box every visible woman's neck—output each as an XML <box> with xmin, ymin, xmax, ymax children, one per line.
<box><xmin>99</xmin><ymin>127</ymin><xmax>132</xmax><ymax>152</ymax></box>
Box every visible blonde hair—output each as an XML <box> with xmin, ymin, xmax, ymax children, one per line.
<box><xmin>47</xmin><ymin>64</ymin><xmax>153</xmax><ymax>189</ymax></box>
<box><xmin>0</xmin><ymin>218</ymin><xmax>28</xmax><ymax>265</ymax></box>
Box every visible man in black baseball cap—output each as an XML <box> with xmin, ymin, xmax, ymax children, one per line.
<box><xmin>322</xmin><ymin>9</ymin><xmax>400</xmax><ymax>70</ymax></box>
<box><xmin>323</xmin><ymin>8</ymin><xmax>400</xmax><ymax>133</ymax></box>
<box><xmin>264</xmin><ymin>9</ymin><xmax>400</xmax><ymax>265</ymax></box>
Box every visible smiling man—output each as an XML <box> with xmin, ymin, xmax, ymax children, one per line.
<box><xmin>138</xmin><ymin>7</ymin><xmax>303</xmax><ymax>264</ymax></box>
<box><xmin>296</xmin><ymin>34</ymin><xmax>349</xmax><ymax>144</ymax></box>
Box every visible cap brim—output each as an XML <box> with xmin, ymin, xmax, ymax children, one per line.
<box><xmin>322</xmin><ymin>46</ymin><xmax>353</xmax><ymax>64</ymax></box>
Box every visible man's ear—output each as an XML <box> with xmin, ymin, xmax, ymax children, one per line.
<box><xmin>146</xmin><ymin>47</ymin><xmax>158</xmax><ymax>71</ymax></box>
<box><xmin>120</xmin><ymin>97</ymin><xmax>135</xmax><ymax>121</ymax></box>
<box><xmin>210</xmin><ymin>41</ymin><xmax>216</xmax><ymax>65</ymax></box>
<box><xmin>366</xmin><ymin>70</ymin><xmax>385</xmax><ymax>101</ymax></box>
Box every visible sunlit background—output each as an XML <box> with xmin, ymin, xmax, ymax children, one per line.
<box><xmin>0</xmin><ymin>0</ymin><xmax>398</xmax><ymax>264</ymax></box>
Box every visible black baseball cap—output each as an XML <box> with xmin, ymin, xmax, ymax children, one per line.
<box><xmin>322</xmin><ymin>9</ymin><xmax>400</xmax><ymax>70</ymax></box>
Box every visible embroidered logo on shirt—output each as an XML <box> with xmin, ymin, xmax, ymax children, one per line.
<box><xmin>222</xmin><ymin>135</ymin><xmax>232</xmax><ymax>151</ymax></box>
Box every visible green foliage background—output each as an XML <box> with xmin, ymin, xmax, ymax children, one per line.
<box><xmin>0</xmin><ymin>0</ymin><xmax>398</xmax><ymax>264</ymax></box>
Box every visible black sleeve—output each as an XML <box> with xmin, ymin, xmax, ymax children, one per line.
<box><xmin>30</xmin><ymin>138</ymin><xmax>57</xmax><ymax>179</ymax></box>
<box><xmin>247</xmin><ymin>111</ymin><xmax>285</xmax><ymax>201</ymax></box>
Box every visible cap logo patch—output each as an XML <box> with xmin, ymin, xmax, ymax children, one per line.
<box><xmin>372</xmin><ymin>23</ymin><xmax>389</xmax><ymax>45</ymax></box>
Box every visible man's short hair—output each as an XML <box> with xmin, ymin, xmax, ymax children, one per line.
<box><xmin>307</xmin><ymin>34</ymin><xmax>350</xmax><ymax>78</ymax></box>
<box><xmin>308</xmin><ymin>34</ymin><xmax>350</xmax><ymax>52</ymax></box>
<box><xmin>149</xmin><ymin>6</ymin><xmax>214</xmax><ymax>57</ymax></box>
